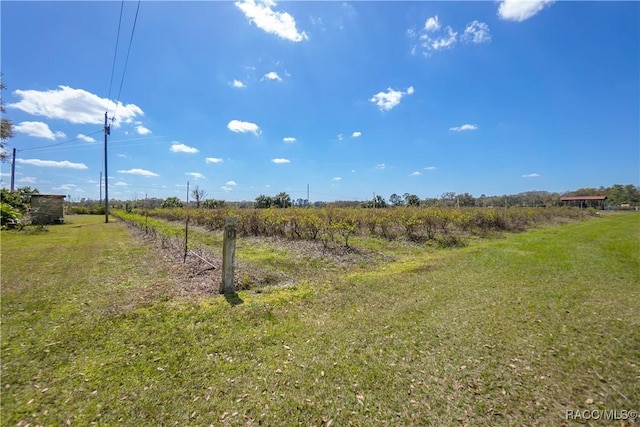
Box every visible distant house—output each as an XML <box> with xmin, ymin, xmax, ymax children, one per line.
<box><xmin>30</xmin><ymin>194</ymin><xmax>66</xmax><ymax>225</ymax></box>
<box><xmin>560</xmin><ymin>195</ymin><xmax>607</xmax><ymax>209</ymax></box>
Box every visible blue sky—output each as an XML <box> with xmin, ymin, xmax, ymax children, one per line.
<box><xmin>1</xmin><ymin>1</ymin><xmax>638</xmax><ymax>202</ymax></box>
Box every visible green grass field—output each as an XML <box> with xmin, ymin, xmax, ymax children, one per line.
<box><xmin>1</xmin><ymin>213</ymin><xmax>638</xmax><ymax>426</ymax></box>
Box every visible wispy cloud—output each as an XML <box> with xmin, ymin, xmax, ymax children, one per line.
<box><xmin>186</xmin><ymin>172</ymin><xmax>205</xmax><ymax>180</ymax></box>
<box><xmin>170</xmin><ymin>143</ymin><xmax>199</xmax><ymax>153</ymax></box>
<box><xmin>235</xmin><ymin>0</ymin><xmax>308</xmax><ymax>42</ymax></box>
<box><xmin>18</xmin><ymin>176</ymin><xmax>37</xmax><ymax>183</ymax></box>
<box><xmin>114</xmin><ymin>181</ymin><xmax>129</xmax><ymax>186</ymax></box>
<box><xmin>8</xmin><ymin>85</ymin><xmax>143</xmax><ymax>127</ymax></box>
<box><xmin>462</xmin><ymin>21</ymin><xmax>491</xmax><ymax>44</ymax></box>
<box><xmin>332</xmin><ymin>176</ymin><xmax>342</xmax><ymax>181</ymax></box>
<box><xmin>205</xmin><ymin>157</ymin><xmax>224</xmax><ymax>164</ymax></box>
<box><xmin>522</xmin><ymin>173</ymin><xmax>541</xmax><ymax>178</ymax></box>
<box><xmin>117</xmin><ymin>168</ymin><xmax>159</xmax><ymax>177</ymax></box>
<box><xmin>264</xmin><ymin>71</ymin><xmax>283</xmax><ymax>81</ymax></box>
<box><xmin>370</xmin><ymin>86</ymin><xmax>414</xmax><ymax>112</ymax></box>
<box><xmin>221</xmin><ymin>186</ymin><xmax>233</xmax><ymax>192</ymax></box>
<box><xmin>77</xmin><ymin>133</ymin><xmax>97</xmax><ymax>143</ymax></box>
<box><xmin>351</xmin><ymin>131</ymin><xmax>362</xmax><ymax>138</ymax></box>
<box><xmin>424</xmin><ymin>166</ymin><xmax>437</xmax><ymax>170</ymax></box>
<box><xmin>498</xmin><ymin>0</ymin><xmax>554</xmax><ymax>22</ymax></box>
<box><xmin>53</xmin><ymin>183</ymin><xmax>77</xmax><ymax>191</ymax></box>
<box><xmin>271</xmin><ymin>158</ymin><xmax>290</xmax><ymax>164</ymax></box>
<box><xmin>424</xmin><ymin>16</ymin><xmax>441</xmax><ymax>32</ymax></box>
<box><xmin>283</xmin><ymin>137</ymin><xmax>296</xmax><ymax>143</ymax></box>
<box><xmin>232</xmin><ymin>79</ymin><xmax>246</xmax><ymax>88</ymax></box>
<box><xmin>337</xmin><ymin>133</ymin><xmax>344</xmax><ymax>141</ymax></box>
<box><xmin>226</xmin><ymin>180</ymin><xmax>238</xmax><ymax>186</ymax></box>
<box><xmin>375</xmin><ymin>163</ymin><xmax>386</xmax><ymax>170</ymax></box>
<box><xmin>14</xmin><ymin>121</ymin><xmax>66</xmax><ymax>140</ymax></box>
<box><xmin>228</xmin><ymin>119</ymin><xmax>260</xmax><ymax>135</ymax></box>
<box><xmin>16</xmin><ymin>158</ymin><xmax>88</xmax><ymax>169</ymax></box>
<box><xmin>410</xmin><ymin>16</ymin><xmax>490</xmax><ymax>56</ymax></box>
<box><xmin>449</xmin><ymin>124</ymin><xmax>478</xmax><ymax>132</ymax></box>
<box><xmin>410</xmin><ymin>171</ymin><xmax>422</xmax><ymax>176</ymax></box>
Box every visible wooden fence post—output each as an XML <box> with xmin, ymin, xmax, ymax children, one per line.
<box><xmin>221</xmin><ymin>217</ymin><xmax>237</xmax><ymax>294</ymax></box>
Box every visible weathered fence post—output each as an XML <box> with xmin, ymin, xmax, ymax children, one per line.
<box><xmin>221</xmin><ymin>217</ymin><xmax>237</xmax><ymax>294</ymax></box>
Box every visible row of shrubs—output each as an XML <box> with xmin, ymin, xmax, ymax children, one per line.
<box><xmin>130</xmin><ymin>206</ymin><xmax>588</xmax><ymax>246</ymax></box>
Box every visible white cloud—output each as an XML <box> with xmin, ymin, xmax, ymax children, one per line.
<box><xmin>18</xmin><ymin>176</ymin><xmax>37</xmax><ymax>183</ymax></box>
<box><xmin>264</xmin><ymin>71</ymin><xmax>283</xmax><ymax>81</ymax></box>
<box><xmin>522</xmin><ymin>173</ymin><xmax>541</xmax><ymax>178</ymax></box>
<box><xmin>283</xmin><ymin>137</ymin><xmax>296</xmax><ymax>143</ymax></box>
<box><xmin>370</xmin><ymin>86</ymin><xmax>414</xmax><ymax>112</ymax></box>
<box><xmin>170</xmin><ymin>143</ymin><xmax>199</xmax><ymax>153</ymax></box>
<box><xmin>136</xmin><ymin>125</ymin><xmax>152</xmax><ymax>135</ymax></box>
<box><xmin>15</xmin><ymin>158</ymin><xmax>88</xmax><ymax>169</ymax></box>
<box><xmin>332</xmin><ymin>177</ymin><xmax>342</xmax><ymax>181</ymax></box>
<box><xmin>427</xmin><ymin>26</ymin><xmax>457</xmax><ymax>50</ymax></box>
<box><xmin>271</xmin><ymin>158</ymin><xmax>290</xmax><ymax>164</ymax></box>
<box><xmin>8</xmin><ymin>85</ymin><xmax>143</xmax><ymax>127</ymax></box>
<box><xmin>228</xmin><ymin>119</ymin><xmax>260</xmax><ymax>135</ymax></box>
<box><xmin>424</xmin><ymin>166</ymin><xmax>437</xmax><ymax>170</ymax></box>
<box><xmin>351</xmin><ymin>131</ymin><xmax>362</xmax><ymax>138</ymax></box>
<box><xmin>449</xmin><ymin>124</ymin><xmax>478</xmax><ymax>132</ymax></box>
<box><xmin>232</xmin><ymin>79</ymin><xmax>246</xmax><ymax>88</ymax></box>
<box><xmin>226</xmin><ymin>180</ymin><xmax>238</xmax><ymax>186</ymax></box>
<box><xmin>498</xmin><ymin>0</ymin><xmax>554</xmax><ymax>22</ymax></box>
<box><xmin>462</xmin><ymin>21</ymin><xmax>491</xmax><ymax>44</ymax></box>
<box><xmin>53</xmin><ymin>184</ymin><xmax>77</xmax><ymax>191</ymax></box>
<box><xmin>424</xmin><ymin>16</ymin><xmax>441</xmax><ymax>32</ymax></box>
<box><xmin>221</xmin><ymin>186</ymin><xmax>233</xmax><ymax>192</ymax></box>
<box><xmin>205</xmin><ymin>157</ymin><xmax>224</xmax><ymax>164</ymax></box>
<box><xmin>77</xmin><ymin>133</ymin><xmax>97</xmax><ymax>143</ymax></box>
<box><xmin>235</xmin><ymin>0</ymin><xmax>308</xmax><ymax>42</ymax></box>
<box><xmin>337</xmin><ymin>133</ymin><xmax>344</xmax><ymax>141</ymax></box>
<box><xmin>14</xmin><ymin>121</ymin><xmax>66</xmax><ymax>140</ymax></box>
<box><xmin>116</xmin><ymin>153</ymin><xmax>128</xmax><ymax>159</ymax></box>
<box><xmin>410</xmin><ymin>171</ymin><xmax>422</xmax><ymax>176</ymax></box>
<box><xmin>375</xmin><ymin>163</ymin><xmax>386</xmax><ymax>170</ymax></box>
<box><xmin>114</xmin><ymin>181</ymin><xmax>129</xmax><ymax>186</ymax></box>
<box><xmin>186</xmin><ymin>172</ymin><xmax>205</xmax><ymax>180</ymax></box>
<box><xmin>117</xmin><ymin>168</ymin><xmax>159</xmax><ymax>177</ymax></box>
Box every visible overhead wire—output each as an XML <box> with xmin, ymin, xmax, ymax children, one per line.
<box><xmin>18</xmin><ymin>129</ymin><xmax>104</xmax><ymax>153</ymax></box>
<box><xmin>107</xmin><ymin>0</ymin><xmax>125</xmax><ymax>102</ymax></box>
<box><xmin>112</xmin><ymin>0</ymin><xmax>141</xmax><ymax>122</ymax></box>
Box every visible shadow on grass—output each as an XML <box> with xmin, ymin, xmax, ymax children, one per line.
<box><xmin>224</xmin><ymin>292</ymin><xmax>244</xmax><ymax>306</ymax></box>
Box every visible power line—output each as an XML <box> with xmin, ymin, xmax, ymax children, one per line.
<box><xmin>112</xmin><ymin>0</ymin><xmax>141</xmax><ymax>121</ymax></box>
<box><xmin>17</xmin><ymin>129</ymin><xmax>103</xmax><ymax>152</ymax></box>
<box><xmin>107</xmin><ymin>0</ymin><xmax>125</xmax><ymax>101</ymax></box>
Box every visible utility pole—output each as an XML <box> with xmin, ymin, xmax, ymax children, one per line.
<box><xmin>10</xmin><ymin>148</ymin><xmax>16</xmax><ymax>191</ymax></box>
<box><xmin>104</xmin><ymin>112</ymin><xmax>110</xmax><ymax>223</ymax></box>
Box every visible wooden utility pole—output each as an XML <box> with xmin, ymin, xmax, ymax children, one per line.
<box><xmin>104</xmin><ymin>112</ymin><xmax>110</xmax><ymax>223</ymax></box>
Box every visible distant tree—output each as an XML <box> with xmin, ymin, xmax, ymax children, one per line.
<box><xmin>273</xmin><ymin>192</ymin><xmax>292</xmax><ymax>208</ymax></box>
<box><xmin>457</xmin><ymin>192</ymin><xmax>475</xmax><ymax>207</ymax></box>
<box><xmin>404</xmin><ymin>193</ymin><xmax>420</xmax><ymax>207</ymax></box>
<box><xmin>255</xmin><ymin>194</ymin><xmax>272</xmax><ymax>209</ymax></box>
<box><xmin>374</xmin><ymin>195</ymin><xmax>387</xmax><ymax>208</ymax></box>
<box><xmin>191</xmin><ymin>185</ymin><xmax>207</xmax><ymax>208</ymax></box>
<box><xmin>161</xmin><ymin>196</ymin><xmax>183</xmax><ymax>208</ymax></box>
<box><xmin>0</xmin><ymin>76</ymin><xmax>14</xmax><ymax>161</ymax></box>
<box><xmin>202</xmin><ymin>199</ymin><xmax>225</xmax><ymax>209</ymax></box>
<box><xmin>389</xmin><ymin>193</ymin><xmax>404</xmax><ymax>207</ymax></box>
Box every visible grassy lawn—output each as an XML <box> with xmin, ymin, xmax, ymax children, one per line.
<box><xmin>1</xmin><ymin>213</ymin><xmax>638</xmax><ymax>425</ymax></box>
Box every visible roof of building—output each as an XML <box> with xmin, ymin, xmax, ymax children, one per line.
<box><xmin>560</xmin><ymin>196</ymin><xmax>607</xmax><ymax>201</ymax></box>
<box><xmin>31</xmin><ymin>194</ymin><xmax>67</xmax><ymax>198</ymax></box>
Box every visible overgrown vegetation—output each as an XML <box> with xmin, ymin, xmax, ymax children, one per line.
<box><xmin>2</xmin><ymin>212</ymin><xmax>638</xmax><ymax>425</ymax></box>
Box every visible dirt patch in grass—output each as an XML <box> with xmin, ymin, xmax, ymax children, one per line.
<box><xmin>125</xmin><ymin>223</ymin><xmax>292</xmax><ymax>296</ymax></box>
